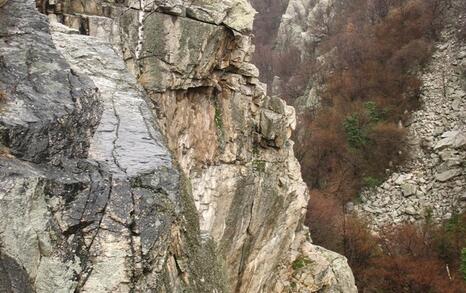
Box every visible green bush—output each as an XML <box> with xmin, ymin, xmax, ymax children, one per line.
<box><xmin>252</xmin><ymin>160</ymin><xmax>266</xmax><ymax>173</ymax></box>
<box><xmin>343</xmin><ymin>114</ymin><xmax>368</xmax><ymax>149</ymax></box>
<box><xmin>364</xmin><ymin>101</ymin><xmax>384</xmax><ymax>123</ymax></box>
<box><xmin>362</xmin><ymin>176</ymin><xmax>383</xmax><ymax>189</ymax></box>
<box><xmin>292</xmin><ymin>256</ymin><xmax>311</xmax><ymax>270</ymax></box>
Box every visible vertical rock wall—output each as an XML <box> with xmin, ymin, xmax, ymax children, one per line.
<box><xmin>1</xmin><ymin>1</ymin><xmax>225</xmax><ymax>292</ymax></box>
<box><xmin>0</xmin><ymin>0</ymin><xmax>357</xmax><ymax>292</ymax></box>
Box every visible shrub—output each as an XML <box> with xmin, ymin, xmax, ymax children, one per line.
<box><xmin>292</xmin><ymin>0</ymin><xmax>441</xmax><ymax>206</ymax></box>
<box><xmin>308</xmin><ymin>209</ymin><xmax>466</xmax><ymax>291</ymax></box>
<box><xmin>306</xmin><ymin>191</ymin><xmax>345</xmax><ymax>252</ymax></box>
<box><xmin>343</xmin><ymin>114</ymin><xmax>368</xmax><ymax>149</ymax></box>
<box><xmin>364</xmin><ymin>101</ymin><xmax>384</xmax><ymax>123</ymax></box>
<box><xmin>364</xmin><ymin>122</ymin><xmax>407</xmax><ymax>176</ymax></box>
<box><xmin>292</xmin><ymin>256</ymin><xmax>312</xmax><ymax>270</ymax></box>
<box><xmin>362</xmin><ymin>176</ymin><xmax>383</xmax><ymax>189</ymax></box>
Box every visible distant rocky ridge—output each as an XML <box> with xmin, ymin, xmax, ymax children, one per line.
<box><xmin>0</xmin><ymin>0</ymin><xmax>356</xmax><ymax>292</ymax></box>
<box><xmin>274</xmin><ymin>0</ymin><xmax>342</xmax><ymax>115</ymax></box>
<box><xmin>276</xmin><ymin>0</ymin><xmax>339</xmax><ymax>52</ymax></box>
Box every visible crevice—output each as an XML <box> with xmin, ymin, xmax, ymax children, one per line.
<box><xmin>110</xmin><ymin>97</ymin><xmax>127</xmax><ymax>174</ymax></box>
<box><xmin>128</xmin><ymin>186</ymin><xmax>142</xmax><ymax>291</ymax></box>
<box><xmin>63</xmin><ymin>221</ymin><xmax>94</xmax><ymax>237</ymax></box>
<box><xmin>75</xmin><ymin>172</ymin><xmax>113</xmax><ymax>291</ymax></box>
<box><xmin>135</xmin><ymin>0</ymin><xmax>146</xmax><ymax>62</ymax></box>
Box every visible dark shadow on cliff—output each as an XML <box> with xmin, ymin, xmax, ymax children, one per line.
<box><xmin>0</xmin><ymin>252</ymin><xmax>34</xmax><ymax>293</ymax></box>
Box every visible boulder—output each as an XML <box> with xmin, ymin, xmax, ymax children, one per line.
<box><xmin>434</xmin><ymin>130</ymin><xmax>466</xmax><ymax>150</ymax></box>
<box><xmin>401</xmin><ymin>183</ymin><xmax>417</xmax><ymax>197</ymax></box>
<box><xmin>435</xmin><ymin>168</ymin><xmax>462</xmax><ymax>182</ymax></box>
<box><xmin>187</xmin><ymin>0</ymin><xmax>256</xmax><ymax>33</ymax></box>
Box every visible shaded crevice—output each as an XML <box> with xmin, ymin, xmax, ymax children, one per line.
<box><xmin>74</xmin><ymin>173</ymin><xmax>113</xmax><ymax>291</ymax></box>
<box><xmin>63</xmin><ymin>221</ymin><xmax>94</xmax><ymax>237</ymax></box>
<box><xmin>110</xmin><ymin>98</ymin><xmax>126</xmax><ymax>174</ymax></box>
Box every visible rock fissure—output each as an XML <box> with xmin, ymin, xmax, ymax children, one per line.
<box><xmin>110</xmin><ymin>97</ymin><xmax>127</xmax><ymax>175</ymax></box>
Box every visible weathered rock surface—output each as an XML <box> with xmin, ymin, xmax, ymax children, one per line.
<box><xmin>356</xmin><ymin>2</ymin><xmax>466</xmax><ymax>228</ymax></box>
<box><xmin>0</xmin><ymin>0</ymin><xmax>100</xmax><ymax>163</ymax></box>
<box><xmin>276</xmin><ymin>0</ymin><xmax>341</xmax><ymax>54</ymax></box>
<box><xmin>1</xmin><ymin>1</ymin><xmax>224</xmax><ymax>292</ymax></box>
<box><xmin>0</xmin><ymin>0</ymin><xmax>356</xmax><ymax>292</ymax></box>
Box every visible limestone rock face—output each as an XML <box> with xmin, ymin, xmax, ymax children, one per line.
<box><xmin>0</xmin><ymin>0</ymin><xmax>356</xmax><ymax>292</ymax></box>
<box><xmin>186</xmin><ymin>0</ymin><xmax>256</xmax><ymax>33</ymax></box>
<box><xmin>0</xmin><ymin>0</ymin><xmax>100</xmax><ymax>163</ymax></box>
<box><xmin>276</xmin><ymin>0</ymin><xmax>342</xmax><ymax>53</ymax></box>
<box><xmin>356</xmin><ymin>2</ymin><xmax>466</xmax><ymax>228</ymax></box>
<box><xmin>1</xmin><ymin>1</ymin><xmax>224</xmax><ymax>292</ymax></box>
<box><xmin>275</xmin><ymin>0</ymin><xmax>343</xmax><ymax>116</ymax></box>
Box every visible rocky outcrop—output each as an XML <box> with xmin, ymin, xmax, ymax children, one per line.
<box><xmin>273</xmin><ymin>0</ymin><xmax>341</xmax><ymax>114</ymax></box>
<box><xmin>356</xmin><ymin>2</ymin><xmax>466</xmax><ymax>228</ymax></box>
<box><xmin>276</xmin><ymin>0</ymin><xmax>341</xmax><ymax>54</ymax></box>
<box><xmin>114</xmin><ymin>2</ymin><xmax>355</xmax><ymax>291</ymax></box>
<box><xmin>0</xmin><ymin>0</ymin><xmax>356</xmax><ymax>292</ymax></box>
<box><xmin>1</xmin><ymin>1</ymin><xmax>223</xmax><ymax>292</ymax></box>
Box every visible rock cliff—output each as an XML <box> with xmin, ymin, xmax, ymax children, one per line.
<box><xmin>274</xmin><ymin>0</ymin><xmax>342</xmax><ymax>114</ymax></box>
<box><xmin>0</xmin><ymin>0</ymin><xmax>355</xmax><ymax>292</ymax></box>
<box><xmin>276</xmin><ymin>0</ymin><xmax>340</xmax><ymax>53</ymax></box>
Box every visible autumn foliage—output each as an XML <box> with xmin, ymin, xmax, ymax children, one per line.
<box><xmin>296</xmin><ymin>0</ymin><xmax>453</xmax><ymax>203</ymax></box>
<box><xmin>307</xmin><ymin>194</ymin><xmax>466</xmax><ymax>291</ymax></box>
<box><xmin>301</xmin><ymin>1</ymin><xmax>465</xmax><ymax>290</ymax></box>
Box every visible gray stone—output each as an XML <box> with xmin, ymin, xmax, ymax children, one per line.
<box><xmin>401</xmin><ymin>183</ymin><xmax>417</xmax><ymax>197</ymax></box>
<box><xmin>434</xmin><ymin>130</ymin><xmax>466</xmax><ymax>150</ymax></box>
<box><xmin>0</xmin><ymin>0</ymin><xmax>101</xmax><ymax>163</ymax></box>
<box><xmin>0</xmin><ymin>253</ymin><xmax>34</xmax><ymax>293</ymax></box>
<box><xmin>404</xmin><ymin>205</ymin><xmax>418</xmax><ymax>216</ymax></box>
<box><xmin>345</xmin><ymin>201</ymin><xmax>355</xmax><ymax>213</ymax></box>
<box><xmin>0</xmin><ymin>2</ymin><xmax>223</xmax><ymax>292</ymax></box>
<box><xmin>187</xmin><ymin>0</ymin><xmax>256</xmax><ymax>33</ymax></box>
<box><xmin>461</xmin><ymin>192</ymin><xmax>466</xmax><ymax>201</ymax></box>
<box><xmin>435</xmin><ymin>168</ymin><xmax>462</xmax><ymax>182</ymax></box>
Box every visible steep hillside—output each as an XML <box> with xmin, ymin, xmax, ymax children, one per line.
<box><xmin>356</xmin><ymin>0</ymin><xmax>466</xmax><ymax>228</ymax></box>
<box><xmin>273</xmin><ymin>0</ymin><xmax>465</xmax><ymax>226</ymax></box>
